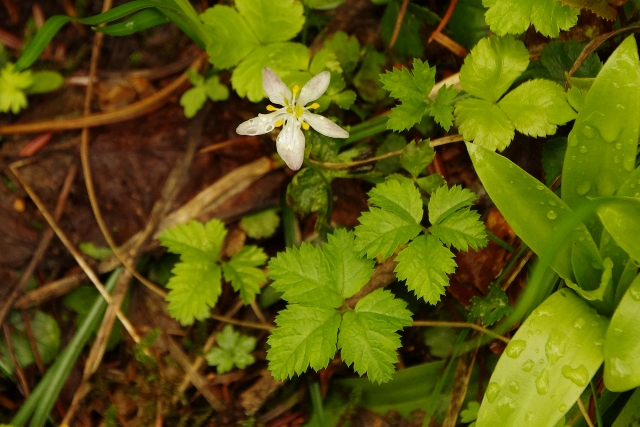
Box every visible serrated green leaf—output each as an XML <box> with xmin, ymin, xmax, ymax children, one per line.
<box><xmin>498</xmin><ymin>79</ymin><xmax>576</xmax><ymax>138</ymax></box>
<box><xmin>430</xmin><ymin>208</ymin><xmax>487</xmax><ymax>251</ymax></box>
<box><xmin>206</xmin><ymin>325</ymin><xmax>256</xmax><ymax>374</ymax></box>
<box><xmin>201</xmin><ymin>5</ymin><xmax>259</xmax><ymax>69</ymax></box>
<box><xmin>431</xmin><ymin>84</ymin><xmax>458</xmax><ymax>131</ymax></box>
<box><xmin>455</xmin><ymin>98</ymin><xmax>515</xmax><ymax>151</ymax></box>
<box><xmin>180</xmin><ymin>86</ymin><xmax>206</xmax><ymax>119</ymax></box>
<box><xmin>235</xmin><ymin>0</ymin><xmax>304</xmax><ymax>44</ymax></box>
<box><xmin>459</xmin><ymin>36</ymin><xmax>529</xmax><ymax>102</ymax></box>
<box><xmin>0</xmin><ymin>64</ymin><xmax>32</xmax><ymax>114</ymax></box>
<box><xmin>331</xmin><ymin>90</ymin><xmax>356</xmax><ymax>109</ymax></box>
<box><xmin>268</xmin><ymin>305</ymin><xmax>341</xmax><ymax>380</ymax></box>
<box><xmin>166</xmin><ymin>262</ymin><xmax>222</xmax><ymax>325</ymax></box>
<box><xmin>338</xmin><ymin>289</ymin><xmax>412</xmax><ymax>383</ymax></box>
<box><xmin>204</xmin><ymin>75</ymin><xmax>229</xmax><ymax>101</ymax></box>
<box><xmin>376</xmin><ymin>133</ymin><xmax>407</xmax><ymax>174</ymax></box>
<box><xmin>268</xmin><ymin>243</ymin><xmax>342</xmax><ymax>308</ymax></box>
<box><xmin>387</xmin><ymin>98</ymin><xmax>427</xmax><ymax>131</ymax></box>
<box><xmin>159</xmin><ymin>219</ymin><xmax>227</xmax><ymax>262</ymax></box>
<box><xmin>240</xmin><ymin>208</ymin><xmax>280</xmax><ymax>239</ymax></box>
<box><xmin>400</xmin><ymin>140</ymin><xmax>435</xmax><ymax>178</ymax></box>
<box><xmin>232</xmin><ymin>42</ymin><xmax>310</xmax><ymax>102</ymax></box>
<box><xmin>468</xmin><ymin>283</ymin><xmax>512</xmax><ymax>326</ymax></box>
<box><xmin>324</xmin><ymin>229</ymin><xmax>375</xmax><ymax>300</ymax></box>
<box><xmin>556</xmin><ymin>0</ymin><xmax>616</xmax><ymax>20</ymax></box>
<box><xmin>483</xmin><ymin>0</ymin><xmax>579</xmax><ymax>37</ymax></box>
<box><xmin>537</xmin><ymin>39</ymin><xmax>602</xmax><ymax>86</ymax></box>
<box><xmin>354</xmin><ymin>208</ymin><xmax>423</xmax><ymax>260</ymax></box>
<box><xmin>222</xmin><ymin>246</ymin><xmax>267</xmax><ymax>304</ymax></box>
<box><xmin>394</xmin><ymin>235</ymin><xmax>456</xmax><ymax>304</ymax></box>
<box><xmin>310</xmin><ymin>47</ymin><xmax>342</xmax><ymax>74</ymax></box>
<box><xmin>287</xmin><ymin>167</ymin><xmax>329</xmax><ymax>215</ymax></box>
<box><xmin>428</xmin><ymin>185</ymin><xmax>477</xmax><ymax>225</ymax></box>
<box><xmin>416</xmin><ymin>174</ymin><xmax>446</xmax><ymax>194</ymax></box>
<box><xmin>368</xmin><ymin>178</ymin><xmax>424</xmax><ymax>224</ymax></box>
<box><xmin>324</xmin><ymin>30</ymin><xmax>360</xmax><ymax>75</ymax></box>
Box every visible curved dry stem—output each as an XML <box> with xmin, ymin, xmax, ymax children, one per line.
<box><xmin>412</xmin><ymin>320</ymin><xmax>510</xmax><ymax>344</ymax></box>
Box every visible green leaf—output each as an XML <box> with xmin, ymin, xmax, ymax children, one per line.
<box><xmin>399</xmin><ymin>140</ymin><xmax>435</xmax><ymax>178</ymax></box>
<box><xmin>430</xmin><ymin>208</ymin><xmax>487</xmax><ymax>251</ymax></box>
<box><xmin>498</xmin><ymin>79</ymin><xmax>576</xmax><ymax>137</ymax></box>
<box><xmin>240</xmin><ymin>208</ymin><xmax>280</xmax><ymax>239</ymax></box>
<box><xmin>222</xmin><ymin>246</ymin><xmax>268</xmax><ymax>304</ymax></box>
<box><xmin>376</xmin><ymin>134</ymin><xmax>406</xmax><ymax>175</ymax></box>
<box><xmin>455</xmin><ymin>98</ymin><xmax>515</xmax><ymax>151</ymax></box>
<box><xmin>79</xmin><ymin>242</ymin><xmax>112</xmax><ymax>261</ymax></box>
<box><xmin>235</xmin><ymin>0</ymin><xmax>304</xmax><ymax>44</ymax></box>
<box><xmin>0</xmin><ymin>64</ymin><xmax>32</xmax><ymax>114</ymax></box>
<box><xmin>201</xmin><ymin>5</ymin><xmax>259</xmax><ymax>69</ymax></box>
<box><xmin>469</xmin><ymin>283</ymin><xmax>512</xmax><ymax>326</ymax></box>
<box><xmin>367</xmin><ymin>179</ymin><xmax>424</xmax><ymax>224</ymax></box>
<box><xmin>353</xmin><ymin>50</ymin><xmax>387</xmax><ymax>102</ymax></box>
<box><xmin>159</xmin><ymin>219</ymin><xmax>227</xmax><ymax>263</ymax></box>
<box><xmin>24</xmin><ymin>70</ymin><xmax>63</xmax><ymax>94</ymax></box>
<box><xmin>204</xmin><ymin>75</ymin><xmax>229</xmax><ymax>101</ymax></box>
<box><xmin>309</xmin><ymin>48</ymin><xmax>342</xmax><ymax>74</ymax></box>
<box><xmin>416</xmin><ymin>174</ymin><xmax>446</xmax><ymax>194</ymax></box>
<box><xmin>597</xmin><ymin>197</ymin><xmax>640</xmax><ymax>263</ymax></box>
<box><xmin>460</xmin><ymin>401</ymin><xmax>481</xmax><ymax>423</ymax></box>
<box><xmin>431</xmin><ymin>85</ymin><xmax>459</xmax><ymax>131</ymax></box>
<box><xmin>387</xmin><ymin>98</ymin><xmax>427</xmax><ymax>131</ymax></box>
<box><xmin>394</xmin><ymin>235</ymin><xmax>456</xmax><ymax>304</ymax></box>
<box><xmin>324</xmin><ymin>229</ymin><xmax>375</xmax><ymax>300</ymax></box>
<box><xmin>267</xmin><ymin>243</ymin><xmax>343</xmax><ymax>308</ymax></box>
<box><xmin>205</xmin><ymin>325</ymin><xmax>256</xmax><ymax>374</ymax></box>
<box><xmin>338</xmin><ymin>289</ymin><xmax>412</xmax><ymax>383</ymax></box>
<box><xmin>180</xmin><ymin>86</ymin><xmax>206</xmax><ymax>119</ymax></box>
<box><xmin>428</xmin><ymin>185</ymin><xmax>477</xmax><ymax>225</ymax></box>
<box><xmin>476</xmin><ymin>289</ymin><xmax>607</xmax><ymax>427</ymax></box>
<box><xmin>537</xmin><ymin>39</ymin><xmax>602</xmax><ymax>86</ymax></box>
<box><xmin>166</xmin><ymin>262</ymin><xmax>222</xmax><ymax>325</ymax></box>
<box><xmin>287</xmin><ymin>167</ymin><xmax>329</xmax><ymax>216</ymax></box>
<box><xmin>555</xmin><ymin>0</ymin><xmax>616</xmax><ymax>20</ymax></box>
<box><xmin>459</xmin><ymin>36</ymin><xmax>529</xmax><ymax>102</ymax></box>
<box><xmin>324</xmin><ymin>30</ymin><xmax>360</xmax><ymax>75</ymax></box>
<box><xmin>542</xmin><ymin>138</ymin><xmax>567</xmax><ymax>187</ymax></box>
<box><xmin>331</xmin><ymin>89</ymin><xmax>356</xmax><ymax>109</ymax></box>
<box><xmin>483</xmin><ymin>0</ymin><xmax>579</xmax><ymax>37</ymax></box>
<box><xmin>267</xmin><ymin>305</ymin><xmax>341</xmax><ymax>380</ymax></box>
<box><xmin>232</xmin><ymin>42</ymin><xmax>310</xmax><ymax>102</ymax></box>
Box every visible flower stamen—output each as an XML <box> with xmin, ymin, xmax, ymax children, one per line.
<box><xmin>274</xmin><ymin>120</ymin><xmax>284</xmax><ymax>127</ymax></box>
<box><xmin>266</xmin><ymin>105</ymin><xmax>278</xmax><ymax>111</ymax></box>
<box><xmin>308</xmin><ymin>102</ymin><xmax>320</xmax><ymax>109</ymax></box>
<box><xmin>302</xmin><ymin>121</ymin><xmax>310</xmax><ymax>130</ymax></box>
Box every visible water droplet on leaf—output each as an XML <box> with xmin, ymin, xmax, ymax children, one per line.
<box><xmin>547</xmin><ymin>210</ymin><xmax>557</xmax><ymax>220</ymax></box>
<box><xmin>486</xmin><ymin>382</ymin><xmax>500</xmax><ymax>403</ymax></box>
<box><xmin>506</xmin><ymin>340</ymin><xmax>526</xmax><ymax>358</ymax></box>
<box><xmin>561</xmin><ymin>364</ymin><xmax>589</xmax><ymax>387</ymax></box>
<box><xmin>536</xmin><ymin>368</ymin><xmax>549</xmax><ymax>395</ymax></box>
<box><xmin>522</xmin><ymin>359</ymin><xmax>535</xmax><ymax>372</ymax></box>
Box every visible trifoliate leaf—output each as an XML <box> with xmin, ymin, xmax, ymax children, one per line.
<box><xmin>338</xmin><ymin>289</ymin><xmax>412</xmax><ymax>383</ymax></box>
<box><xmin>232</xmin><ymin>42</ymin><xmax>310</xmax><ymax>102</ymax></box>
<box><xmin>324</xmin><ymin>229</ymin><xmax>375</xmax><ymax>300</ymax></box>
<box><xmin>354</xmin><ymin>208</ymin><xmax>423</xmax><ymax>260</ymax></box>
<box><xmin>394</xmin><ymin>235</ymin><xmax>456</xmax><ymax>304</ymax></box>
<box><xmin>201</xmin><ymin>6</ymin><xmax>259</xmax><ymax>69</ymax></box>
<box><xmin>498</xmin><ymin>79</ymin><xmax>576</xmax><ymax>137</ymax></box>
<box><xmin>368</xmin><ymin>179</ymin><xmax>424</xmax><ymax>224</ymax></box>
<box><xmin>324</xmin><ymin>31</ymin><xmax>360</xmax><ymax>75</ymax></box>
<box><xmin>459</xmin><ymin>36</ymin><xmax>529</xmax><ymax>102</ymax></box>
<box><xmin>240</xmin><ymin>208</ymin><xmax>280</xmax><ymax>239</ymax></box>
<box><xmin>205</xmin><ymin>325</ymin><xmax>256</xmax><ymax>374</ymax></box>
<box><xmin>0</xmin><ymin>64</ymin><xmax>32</xmax><ymax>114</ymax></box>
<box><xmin>431</xmin><ymin>84</ymin><xmax>459</xmax><ymax>131</ymax></box>
<box><xmin>222</xmin><ymin>246</ymin><xmax>268</xmax><ymax>304</ymax></box>
<box><xmin>454</xmin><ymin>98</ymin><xmax>515</xmax><ymax>151</ymax></box>
<box><xmin>180</xmin><ymin>87</ymin><xmax>207</xmax><ymax>119</ymax></box>
<box><xmin>430</xmin><ymin>208</ymin><xmax>488</xmax><ymax>251</ymax></box>
<box><xmin>267</xmin><ymin>305</ymin><xmax>341</xmax><ymax>380</ymax></box>
<box><xmin>483</xmin><ymin>0</ymin><xmax>579</xmax><ymax>37</ymax></box>
<box><xmin>204</xmin><ymin>75</ymin><xmax>230</xmax><ymax>101</ymax></box>
<box><xmin>460</xmin><ymin>401</ymin><xmax>481</xmax><ymax>423</ymax></box>
<box><xmin>400</xmin><ymin>139</ymin><xmax>435</xmax><ymax>178</ymax></box>
<box><xmin>235</xmin><ymin>0</ymin><xmax>304</xmax><ymax>44</ymax></box>
<box><xmin>166</xmin><ymin>262</ymin><xmax>222</xmax><ymax>325</ymax></box>
<box><xmin>416</xmin><ymin>174</ymin><xmax>446</xmax><ymax>194</ymax></box>
<box><xmin>387</xmin><ymin>98</ymin><xmax>427</xmax><ymax>131</ymax></box>
<box><xmin>468</xmin><ymin>283</ymin><xmax>512</xmax><ymax>326</ymax></box>
<box><xmin>159</xmin><ymin>219</ymin><xmax>227</xmax><ymax>263</ymax></box>
<box><xmin>267</xmin><ymin>243</ymin><xmax>343</xmax><ymax>308</ymax></box>
<box><xmin>428</xmin><ymin>185</ymin><xmax>477</xmax><ymax>225</ymax></box>
<box><xmin>537</xmin><ymin>39</ymin><xmax>602</xmax><ymax>86</ymax></box>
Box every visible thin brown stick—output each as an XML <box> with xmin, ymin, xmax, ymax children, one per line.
<box><xmin>577</xmin><ymin>396</ymin><xmax>596</xmax><ymax>427</ymax></box>
<box><xmin>428</xmin><ymin>0</ymin><xmax>458</xmax><ymax>44</ymax></box>
<box><xmin>199</xmin><ymin>136</ymin><xmax>257</xmax><ymax>154</ymax></box>
<box><xmin>389</xmin><ymin>0</ymin><xmax>410</xmax><ymax>49</ymax></box>
<box><xmin>412</xmin><ymin>320</ymin><xmax>510</xmax><ymax>344</ymax></box>
<box><xmin>3</xmin><ymin>324</ymin><xmax>29</xmax><ymax>397</ymax></box>
<box><xmin>210</xmin><ymin>313</ymin><xmax>274</xmax><ymax>330</ymax></box>
<box><xmin>430</xmin><ymin>134</ymin><xmax>464</xmax><ymax>147</ymax></box>
<box><xmin>20</xmin><ymin>310</ymin><xmax>44</xmax><ymax>373</ymax></box>
<box><xmin>443</xmin><ymin>347</ymin><xmax>478</xmax><ymax>427</ymax></box>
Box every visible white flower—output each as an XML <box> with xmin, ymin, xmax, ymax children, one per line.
<box><xmin>236</xmin><ymin>67</ymin><xmax>349</xmax><ymax>170</ymax></box>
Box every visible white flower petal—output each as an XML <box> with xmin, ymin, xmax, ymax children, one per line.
<box><xmin>262</xmin><ymin>67</ymin><xmax>291</xmax><ymax>106</ymax></box>
<box><xmin>276</xmin><ymin>119</ymin><xmax>305</xmax><ymax>170</ymax></box>
<box><xmin>236</xmin><ymin>111</ymin><xmax>284</xmax><ymax>136</ymax></box>
<box><xmin>303</xmin><ymin>112</ymin><xmax>349</xmax><ymax>139</ymax></box>
<box><xmin>298</xmin><ymin>71</ymin><xmax>330</xmax><ymax>106</ymax></box>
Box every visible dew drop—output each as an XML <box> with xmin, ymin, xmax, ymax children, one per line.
<box><xmin>505</xmin><ymin>340</ymin><xmax>527</xmax><ymax>359</ymax></box>
<box><xmin>547</xmin><ymin>210</ymin><xmax>558</xmax><ymax>220</ymax></box>
<box><xmin>508</xmin><ymin>163</ymin><xmax>513</xmax><ymax>169</ymax></box>
<box><xmin>581</xmin><ymin>126</ymin><xmax>595</xmax><ymax>139</ymax></box>
<box><xmin>616</xmin><ymin>142</ymin><xmax>623</xmax><ymax>150</ymax></box>
<box><xmin>545</xmin><ymin>329</ymin><xmax>567</xmax><ymax>366</ymax></box>
<box><xmin>509</xmin><ymin>380</ymin><xmax>520</xmax><ymax>394</ymax></box>
<box><xmin>538</xmin><ymin>359</ymin><xmax>545</xmax><ymax>365</ymax></box>
<box><xmin>559</xmin><ymin>404</ymin><xmax>568</xmax><ymax>413</ymax></box>
<box><xmin>609</xmin><ymin>357</ymin><xmax>632</xmax><ymax>378</ymax></box>
<box><xmin>568</xmin><ymin>134</ymin><xmax>579</xmax><ymax>147</ymax></box>
<box><xmin>536</xmin><ymin>368</ymin><xmax>550</xmax><ymax>395</ymax></box>
<box><xmin>486</xmin><ymin>382</ymin><xmax>500</xmax><ymax>403</ymax></box>
<box><xmin>631</xmin><ymin>184</ymin><xmax>637</xmax><ymax>189</ymax></box>
<box><xmin>616</xmin><ymin>103</ymin><xmax>625</xmax><ymax>110</ymax></box>
<box><xmin>496</xmin><ymin>396</ymin><xmax>516</xmax><ymax>417</ymax></box>
<box><xmin>630</xmin><ymin>289</ymin><xmax>640</xmax><ymax>301</ymax></box>
<box><xmin>579</xmin><ymin>146</ymin><xmax>588</xmax><ymax>153</ymax></box>
<box><xmin>539</xmin><ymin>201</ymin><xmax>545</xmax><ymax>205</ymax></box>
<box><xmin>562</xmin><ymin>364</ymin><xmax>589</xmax><ymax>387</ymax></box>
<box><xmin>624</xmin><ymin>156</ymin><xmax>635</xmax><ymax>171</ymax></box>
<box><xmin>536</xmin><ymin>184</ymin><xmax>545</xmax><ymax>190</ymax></box>
<box><xmin>574</xmin><ymin>318</ymin><xmax>586</xmax><ymax>329</ymax></box>
<box><xmin>548</xmin><ymin>200</ymin><xmax>557</xmax><ymax>206</ymax></box>
<box><xmin>614</xmin><ymin>156</ymin><xmax>620</xmax><ymax>164</ymax></box>
<box><xmin>522</xmin><ymin>359</ymin><xmax>535</xmax><ymax>372</ymax></box>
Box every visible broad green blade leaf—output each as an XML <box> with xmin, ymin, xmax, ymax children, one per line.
<box><xmin>222</xmin><ymin>246</ymin><xmax>268</xmax><ymax>304</ymax></box>
<box><xmin>166</xmin><ymin>262</ymin><xmax>222</xmax><ymax>325</ymax></box>
<box><xmin>267</xmin><ymin>243</ymin><xmax>343</xmax><ymax>308</ymax></box>
<box><xmin>455</xmin><ymin>98</ymin><xmax>515</xmax><ymax>151</ymax></box>
<box><xmin>201</xmin><ymin>5</ymin><xmax>259</xmax><ymax>69</ymax></box>
<box><xmin>159</xmin><ymin>219</ymin><xmax>227</xmax><ymax>262</ymax></box>
<box><xmin>612</xmin><ymin>386</ymin><xmax>640</xmax><ymax>427</ymax></box>
<box><xmin>467</xmin><ymin>142</ymin><xmax>597</xmax><ymax>282</ymax></box>
<box><xmin>232</xmin><ymin>42</ymin><xmax>310</xmax><ymax>102</ymax></box>
<box><xmin>394</xmin><ymin>235</ymin><xmax>456</xmax><ymax>304</ymax></box>
<box><xmin>428</xmin><ymin>185</ymin><xmax>477</xmax><ymax>225</ymax></box>
<box><xmin>604</xmin><ymin>273</ymin><xmax>640</xmax><ymax>391</ymax></box>
<box><xmin>96</xmin><ymin>8</ymin><xmax>169</xmax><ymax>36</ymax></box>
<box><xmin>498</xmin><ymin>79</ymin><xmax>576</xmax><ymax>137</ymax></box>
<box><xmin>267</xmin><ymin>305</ymin><xmax>341</xmax><ymax>380</ymax></box>
<box><xmin>476</xmin><ymin>289</ymin><xmax>607</xmax><ymax>427</ymax></box>
<box><xmin>235</xmin><ymin>0</ymin><xmax>304</xmax><ymax>44</ymax></box>
<box><xmin>597</xmin><ymin>197</ymin><xmax>640</xmax><ymax>263</ymax></box>
<box><xmin>561</xmin><ymin>36</ymin><xmax>640</xmax><ymax>212</ymax></box>
<box><xmin>459</xmin><ymin>35</ymin><xmax>529</xmax><ymax>102</ymax></box>
<box><xmin>483</xmin><ymin>0</ymin><xmax>579</xmax><ymax>37</ymax></box>
<box><xmin>324</xmin><ymin>229</ymin><xmax>375</xmax><ymax>300</ymax></box>
<box><xmin>338</xmin><ymin>289</ymin><xmax>412</xmax><ymax>383</ymax></box>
